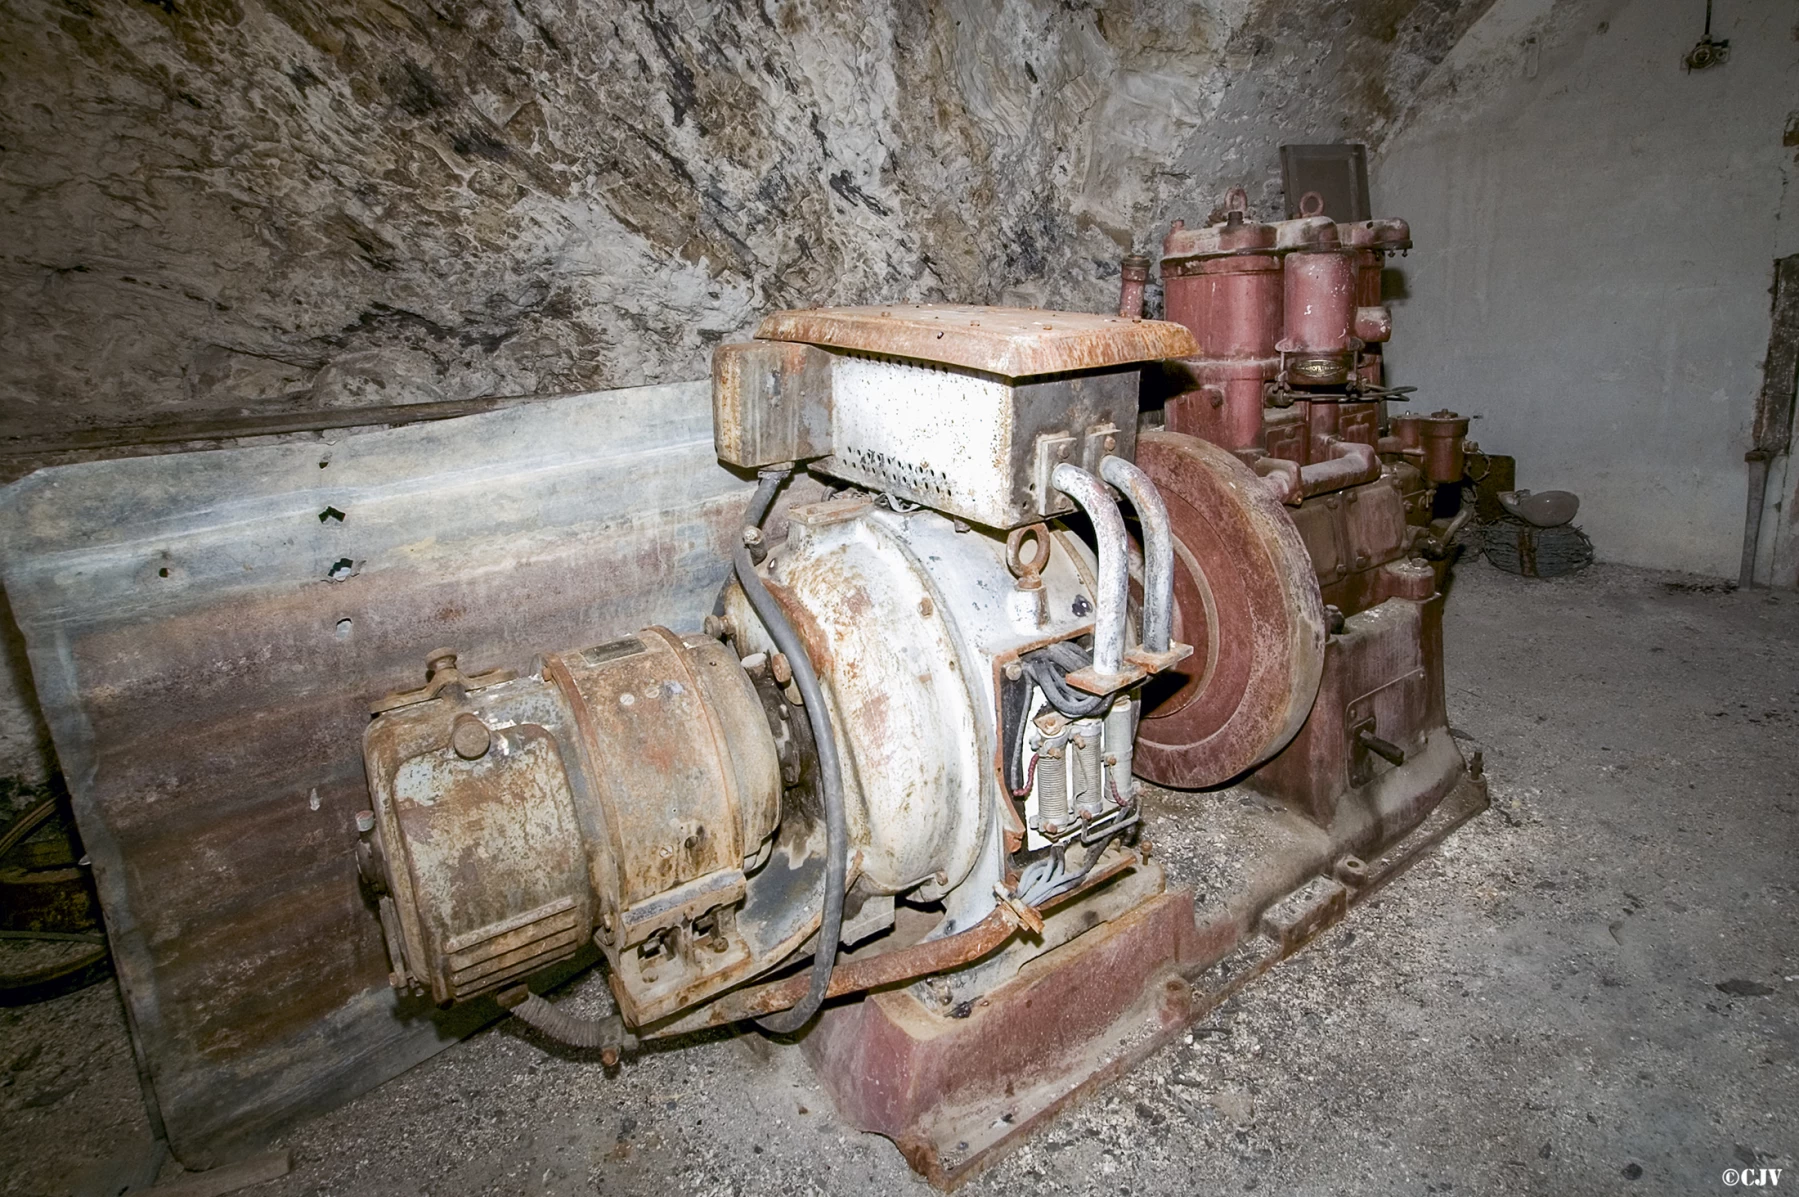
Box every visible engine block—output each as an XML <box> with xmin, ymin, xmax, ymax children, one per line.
<box><xmin>353</xmin><ymin>223</ymin><xmax>1485</xmax><ymax>1185</ymax></box>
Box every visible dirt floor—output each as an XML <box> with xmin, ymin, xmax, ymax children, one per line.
<box><xmin>3</xmin><ymin>558</ymin><xmax>1796</xmax><ymax>1196</ymax></box>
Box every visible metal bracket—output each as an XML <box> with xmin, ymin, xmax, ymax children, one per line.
<box><xmin>1068</xmin><ymin>639</ymin><xmax>1194</xmax><ymax>697</ymax></box>
<box><xmin>1064</xmin><ymin>662</ymin><xmax>1149</xmax><ymax>697</ymax></box>
<box><xmin>1032</xmin><ymin>432</ymin><xmax>1078</xmax><ymax>517</ymax></box>
<box><xmin>370</xmin><ymin>649</ymin><xmax>517</xmax><ymax>715</ymax></box>
<box><xmin>1081</xmin><ymin>423</ymin><xmax>1121</xmax><ymax>474</ymax></box>
<box><xmin>1124</xmin><ymin>640</ymin><xmax>1194</xmax><ymax>675</ymax></box>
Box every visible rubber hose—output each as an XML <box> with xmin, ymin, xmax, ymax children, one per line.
<box><xmin>730</xmin><ymin>468</ymin><xmax>848</xmax><ymax>1034</ymax></box>
<box><xmin>510</xmin><ymin>992</ymin><xmax>632</xmax><ymax>1053</ymax></box>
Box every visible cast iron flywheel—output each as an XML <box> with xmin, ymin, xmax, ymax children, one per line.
<box><xmin>1132</xmin><ymin>431</ymin><xmax>1326</xmax><ymax>788</ymax></box>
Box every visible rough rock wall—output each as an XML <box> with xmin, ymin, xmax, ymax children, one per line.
<box><xmin>0</xmin><ymin>0</ymin><xmax>1490</xmax><ymax>784</ymax></box>
<box><xmin>1</xmin><ymin>0</ymin><xmax>1489</xmax><ymax>439</ymax></box>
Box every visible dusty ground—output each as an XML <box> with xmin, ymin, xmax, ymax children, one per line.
<box><xmin>3</xmin><ymin>558</ymin><xmax>1796</xmax><ymax>1196</ymax></box>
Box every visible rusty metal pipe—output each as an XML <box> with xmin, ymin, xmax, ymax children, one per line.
<box><xmin>731</xmin><ymin>465</ymin><xmax>847</xmax><ymax>1034</ymax></box>
<box><xmin>1118</xmin><ymin>254</ymin><xmax>1151</xmax><ymax>320</ymax></box>
<box><xmin>1100</xmin><ymin>455</ymin><xmax>1173</xmax><ymax>654</ymax></box>
<box><xmin>657</xmin><ymin>907</ymin><xmax>1018</xmax><ymax>1034</ymax></box>
<box><xmin>1052</xmin><ymin>463</ymin><xmax>1129</xmax><ymax>678</ymax></box>
<box><xmin>645</xmin><ymin>849</ymin><xmax>1144</xmax><ymax>1038</ymax></box>
<box><xmin>1298</xmin><ymin>439</ymin><xmax>1380</xmax><ymax>497</ymax></box>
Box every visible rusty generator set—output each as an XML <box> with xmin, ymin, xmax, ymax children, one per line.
<box><xmin>354</xmin><ymin>189</ymin><xmax>1487</xmax><ymax>1185</ymax></box>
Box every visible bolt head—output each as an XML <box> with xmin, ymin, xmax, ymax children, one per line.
<box><xmin>355</xmin><ymin>809</ymin><xmax>376</xmax><ymax>833</ymax></box>
<box><xmin>450</xmin><ymin>713</ymin><xmax>492</xmax><ymax>760</ymax></box>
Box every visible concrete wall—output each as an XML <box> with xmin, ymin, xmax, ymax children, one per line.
<box><xmin>1374</xmin><ymin>0</ymin><xmax>1799</xmax><ymax>579</ymax></box>
<box><xmin>0</xmin><ymin>0</ymin><xmax>1495</xmax><ymax>784</ymax></box>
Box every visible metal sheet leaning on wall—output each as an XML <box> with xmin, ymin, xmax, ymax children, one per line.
<box><xmin>0</xmin><ymin>380</ymin><xmax>781</xmax><ymax>1165</ymax></box>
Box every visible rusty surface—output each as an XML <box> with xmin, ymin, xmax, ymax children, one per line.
<box><xmin>799</xmin><ymin>752</ymin><xmax>1486</xmax><ymax>1190</ymax></box>
<box><xmin>712</xmin><ymin>340</ymin><xmax>835</xmax><ymax>469</ymax></box>
<box><xmin>1250</xmin><ymin>595</ymin><xmax>1449</xmax><ymax>825</ymax></box>
<box><xmin>366</xmin><ymin>625</ymin><xmax>787</xmax><ymax>1027</ymax></box>
<box><xmin>0</xmin><ymin>380</ymin><xmax>767</xmax><ymax>1165</ymax></box>
<box><xmin>804</xmin><ymin>890</ymin><xmax>1201</xmax><ymax>1190</ymax></box>
<box><xmin>1417</xmin><ymin>410</ymin><xmax>1471</xmax><ymax>484</ymax></box>
<box><xmin>0</xmin><ymin>393</ymin><xmax>558</xmax><ymax>485</ymax></box>
<box><xmin>1159</xmin><ymin>202</ymin><xmax>1419</xmax><ymax>471</ymax></box>
<box><xmin>372</xmin><ymin>708</ymin><xmax>590</xmax><ymax>1004</ymax></box>
<box><xmin>1287</xmin><ymin>475</ymin><xmax>1419</xmax><ymax>611</ymax></box>
<box><xmin>1752</xmin><ymin>254</ymin><xmax>1799</xmax><ymax>456</ymax></box>
<box><xmin>1158</xmin><ymin>198</ymin><xmax>1283</xmax><ymax>455</ymax></box>
<box><xmin>754</xmin><ymin>304</ymin><xmax>1195</xmax><ymax>379</ymax></box>
<box><xmin>1277</xmin><ymin>245</ymin><xmax>1359</xmax><ymax>385</ymax></box>
<box><xmin>654</xmin><ymin>907</ymin><xmax>1016</xmax><ymax>1034</ymax></box>
<box><xmin>1132</xmin><ymin>432</ymin><xmax>1326</xmax><ymax>789</ymax></box>
<box><xmin>813</xmin><ymin>359</ymin><xmax>1142</xmax><ymax>530</ymax></box>
<box><xmin>1117</xmin><ymin>254</ymin><xmax>1151</xmax><ymax>320</ymax></box>
<box><xmin>653</xmin><ymin>847</ymin><xmax>1143</xmax><ymax>1036</ymax></box>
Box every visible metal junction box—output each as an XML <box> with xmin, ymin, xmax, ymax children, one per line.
<box><xmin>714</xmin><ymin>304</ymin><xmax>1196</xmax><ymax>530</ymax></box>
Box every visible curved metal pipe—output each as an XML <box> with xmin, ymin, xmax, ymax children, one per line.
<box><xmin>1052</xmin><ymin>463</ymin><xmax>1129</xmax><ymax>677</ymax></box>
<box><xmin>1100</xmin><ymin>455</ymin><xmax>1173</xmax><ymax>654</ymax></box>
<box><xmin>1298</xmin><ymin>439</ymin><xmax>1380</xmax><ymax>497</ymax></box>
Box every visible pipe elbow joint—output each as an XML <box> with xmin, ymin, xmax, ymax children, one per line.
<box><xmin>1052</xmin><ymin>463</ymin><xmax>1130</xmax><ymax>681</ymax></box>
<box><xmin>1098</xmin><ymin>455</ymin><xmax>1174</xmax><ymax>655</ymax></box>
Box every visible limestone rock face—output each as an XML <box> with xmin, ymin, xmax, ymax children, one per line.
<box><xmin>0</xmin><ymin>0</ymin><xmax>1489</xmax><ymax>441</ymax></box>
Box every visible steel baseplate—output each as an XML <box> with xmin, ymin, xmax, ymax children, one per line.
<box><xmin>803</xmin><ymin>750</ymin><xmax>1489</xmax><ymax>1189</ymax></box>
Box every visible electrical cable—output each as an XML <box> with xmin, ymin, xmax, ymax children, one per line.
<box><xmin>729</xmin><ymin>465</ymin><xmax>848</xmax><ymax>1034</ymax></box>
<box><xmin>712</xmin><ymin>468</ymin><xmax>787</xmax><ymax>617</ymax></box>
<box><xmin>1020</xmin><ymin>642</ymin><xmax>1109</xmax><ymax>719</ymax></box>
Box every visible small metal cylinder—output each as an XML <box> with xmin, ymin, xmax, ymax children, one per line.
<box><xmin>1420</xmin><ymin>410</ymin><xmax>1470</xmax><ymax>483</ymax></box>
<box><xmin>1118</xmin><ymin>253</ymin><xmax>1151</xmax><ymax>320</ymax></box>
<box><xmin>1104</xmin><ymin>697</ymin><xmax>1136</xmax><ymax>805</ymax></box>
<box><xmin>1070</xmin><ymin>717</ymin><xmax>1105</xmax><ymax>819</ymax></box>
<box><xmin>1280</xmin><ymin>248</ymin><xmax>1359</xmax><ymax>385</ymax></box>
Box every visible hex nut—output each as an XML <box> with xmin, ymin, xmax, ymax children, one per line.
<box><xmin>450</xmin><ymin>713</ymin><xmax>492</xmax><ymax>760</ymax></box>
<box><xmin>770</xmin><ymin>651</ymin><xmax>792</xmax><ymax>685</ymax></box>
